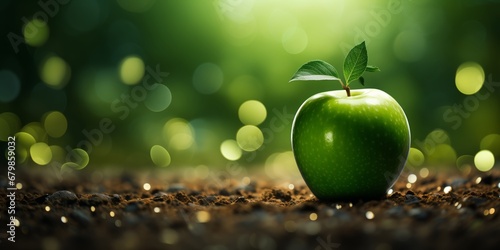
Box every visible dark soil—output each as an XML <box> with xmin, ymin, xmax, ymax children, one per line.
<box><xmin>1</xmin><ymin>168</ymin><xmax>499</xmax><ymax>250</ymax></box>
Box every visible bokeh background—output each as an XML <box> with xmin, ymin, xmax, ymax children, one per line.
<box><xmin>1</xmin><ymin>0</ymin><xmax>499</xmax><ymax>179</ymax></box>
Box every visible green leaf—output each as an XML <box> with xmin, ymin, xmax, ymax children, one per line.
<box><xmin>366</xmin><ymin>65</ymin><xmax>380</xmax><ymax>72</ymax></box>
<box><xmin>289</xmin><ymin>60</ymin><xmax>341</xmax><ymax>82</ymax></box>
<box><xmin>343</xmin><ymin>41</ymin><xmax>368</xmax><ymax>84</ymax></box>
<box><xmin>358</xmin><ymin>76</ymin><xmax>365</xmax><ymax>86</ymax></box>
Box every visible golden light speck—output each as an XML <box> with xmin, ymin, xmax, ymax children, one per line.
<box><xmin>196</xmin><ymin>211</ymin><xmax>211</xmax><ymax>223</ymax></box>
<box><xmin>143</xmin><ymin>183</ymin><xmax>151</xmax><ymax>191</ymax></box>
<box><xmin>444</xmin><ymin>186</ymin><xmax>452</xmax><ymax>194</ymax></box>
<box><xmin>154</xmin><ymin>207</ymin><xmax>161</xmax><ymax>213</ymax></box>
<box><xmin>61</xmin><ymin>216</ymin><xmax>68</xmax><ymax>223</ymax></box>
<box><xmin>483</xmin><ymin>209</ymin><xmax>489</xmax><ymax>216</ymax></box>
<box><xmin>115</xmin><ymin>220</ymin><xmax>122</xmax><ymax>227</ymax></box>
<box><xmin>457</xmin><ymin>204</ymin><xmax>462</xmax><ymax>209</ymax></box>
<box><xmin>489</xmin><ymin>208</ymin><xmax>495</xmax><ymax>214</ymax></box>
<box><xmin>387</xmin><ymin>189</ymin><xmax>393</xmax><ymax>195</ymax></box>
<box><xmin>242</xmin><ymin>177</ymin><xmax>251</xmax><ymax>185</ymax></box>
<box><xmin>419</xmin><ymin>168</ymin><xmax>429</xmax><ymax>178</ymax></box>
<box><xmin>90</xmin><ymin>206</ymin><xmax>96</xmax><ymax>212</ymax></box>
<box><xmin>160</xmin><ymin>229</ymin><xmax>179</xmax><ymax>245</ymax></box>
<box><xmin>365</xmin><ymin>211</ymin><xmax>375</xmax><ymax>220</ymax></box>
<box><xmin>45</xmin><ymin>206</ymin><xmax>51</xmax><ymax>212</ymax></box>
<box><xmin>408</xmin><ymin>174</ymin><xmax>417</xmax><ymax>184</ymax></box>
<box><xmin>335</xmin><ymin>204</ymin><xmax>342</xmax><ymax>209</ymax></box>
<box><xmin>284</xmin><ymin>220</ymin><xmax>297</xmax><ymax>232</ymax></box>
<box><xmin>497</xmin><ymin>182</ymin><xmax>500</xmax><ymax>188</ymax></box>
<box><xmin>349</xmin><ymin>203</ymin><xmax>353</xmax><ymax>208</ymax></box>
<box><xmin>13</xmin><ymin>219</ymin><xmax>20</xmax><ymax>227</ymax></box>
<box><xmin>110</xmin><ymin>211</ymin><xmax>115</xmax><ymax>217</ymax></box>
<box><xmin>436</xmin><ymin>186</ymin><xmax>441</xmax><ymax>191</ymax></box>
<box><xmin>288</xmin><ymin>184</ymin><xmax>295</xmax><ymax>190</ymax></box>
<box><xmin>309</xmin><ymin>212</ymin><xmax>318</xmax><ymax>221</ymax></box>
<box><xmin>16</xmin><ymin>183</ymin><xmax>23</xmax><ymax>189</ymax></box>
<box><xmin>475</xmin><ymin>177</ymin><xmax>482</xmax><ymax>184</ymax></box>
<box><xmin>406</xmin><ymin>183</ymin><xmax>412</xmax><ymax>189</ymax></box>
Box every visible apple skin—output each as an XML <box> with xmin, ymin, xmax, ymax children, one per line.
<box><xmin>291</xmin><ymin>88</ymin><xmax>410</xmax><ymax>200</ymax></box>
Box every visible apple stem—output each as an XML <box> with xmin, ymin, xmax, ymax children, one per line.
<box><xmin>343</xmin><ymin>85</ymin><xmax>351</xmax><ymax>97</ymax></box>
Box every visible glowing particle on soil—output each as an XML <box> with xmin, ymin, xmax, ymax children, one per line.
<box><xmin>484</xmin><ymin>209</ymin><xmax>490</xmax><ymax>216</ymax></box>
<box><xmin>143</xmin><ymin>183</ymin><xmax>151</xmax><ymax>191</ymax></box>
<box><xmin>90</xmin><ymin>206</ymin><xmax>96</xmax><ymax>212</ymax></box>
<box><xmin>154</xmin><ymin>207</ymin><xmax>161</xmax><ymax>213</ymax></box>
<box><xmin>13</xmin><ymin>219</ymin><xmax>20</xmax><ymax>227</ymax></box>
<box><xmin>349</xmin><ymin>203</ymin><xmax>353</xmax><ymax>208</ymax></box>
<box><xmin>406</xmin><ymin>183</ymin><xmax>412</xmax><ymax>189</ymax></box>
<box><xmin>45</xmin><ymin>206</ymin><xmax>51</xmax><ymax>212</ymax></box>
<box><xmin>443</xmin><ymin>186</ymin><xmax>452</xmax><ymax>194</ymax></box>
<box><xmin>196</xmin><ymin>211</ymin><xmax>211</xmax><ymax>223</ymax></box>
<box><xmin>387</xmin><ymin>189</ymin><xmax>394</xmax><ymax>195</ymax></box>
<box><xmin>288</xmin><ymin>184</ymin><xmax>295</xmax><ymax>190</ymax></box>
<box><xmin>335</xmin><ymin>204</ymin><xmax>342</xmax><ymax>209</ymax></box>
<box><xmin>242</xmin><ymin>176</ymin><xmax>251</xmax><ymax>185</ymax></box>
<box><xmin>436</xmin><ymin>186</ymin><xmax>441</xmax><ymax>191</ymax></box>
<box><xmin>365</xmin><ymin>211</ymin><xmax>375</xmax><ymax>220</ymax></box>
<box><xmin>16</xmin><ymin>183</ymin><xmax>23</xmax><ymax>189</ymax></box>
<box><xmin>110</xmin><ymin>211</ymin><xmax>115</xmax><ymax>217</ymax></box>
<box><xmin>284</xmin><ymin>220</ymin><xmax>297</xmax><ymax>232</ymax></box>
<box><xmin>489</xmin><ymin>208</ymin><xmax>496</xmax><ymax>215</ymax></box>
<box><xmin>408</xmin><ymin>174</ymin><xmax>417</xmax><ymax>184</ymax></box>
<box><xmin>309</xmin><ymin>213</ymin><xmax>318</xmax><ymax>221</ymax></box>
<box><xmin>475</xmin><ymin>177</ymin><xmax>482</xmax><ymax>184</ymax></box>
<box><xmin>115</xmin><ymin>220</ymin><xmax>122</xmax><ymax>227</ymax></box>
<box><xmin>456</xmin><ymin>204</ymin><xmax>462</xmax><ymax>209</ymax></box>
<box><xmin>61</xmin><ymin>216</ymin><xmax>68</xmax><ymax>223</ymax></box>
<box><xmin>498</xmin><ymin>182</ymin><xmax>500</xmax><ymax>188</ymax></box>
<box><xmin>419</xmin><ymin>168</ymin><xmax>429</xmax><ymax>178</ymax></box>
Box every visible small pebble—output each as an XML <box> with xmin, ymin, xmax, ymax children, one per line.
<box><xmin>125</xmin><ymin>202</ymin><xmax>141</xmax><ymax>212</ymax></box>
<box><xmin>167</xmin><ymin>184</ymin><xmax>186</xmax><ymax>193</ymax></box>
<box><xmin>89</xmin><ymin>193</ymin><xmax>111</xmax><ymax>205</ymax></box>
<box><xmin>405</xmin><ymin>194</ymin><xmax>420</xmax><ymax>205</ymax></box>
<box><xmin>111</xmin><ymin>194</ymin><xmax>122</xmax><ymax>203</ymax></box>
<box><xmin>47</xmin><ymin>191</ymin><xmax>78</xmax><ymax>205</ymax></box>
<box><xmin>219</xmin><ymin>189</ymin><xmax>231</xmax><ymax>196</ymax></box>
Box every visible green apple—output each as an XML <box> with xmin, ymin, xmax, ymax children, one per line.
<box><xmin>291</xmin><ymin>88</ymin><xmax>410</xmax><ymax>200</ymax></box>
<box><xmin>289</xmin><ymin>41</ymin><xmax>410</xmax><ymax>200</ymax></box>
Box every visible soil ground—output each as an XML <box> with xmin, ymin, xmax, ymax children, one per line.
<box><xmin>1</xmin><ymin>168</ymin><xmax>499</xmax><ymax>250</ymax></box>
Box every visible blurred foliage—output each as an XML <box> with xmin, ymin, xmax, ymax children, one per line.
<box><xmin>1</xmin><ymin>0</ymin><xmax>499</xmax><ymax>174</ymax></box>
